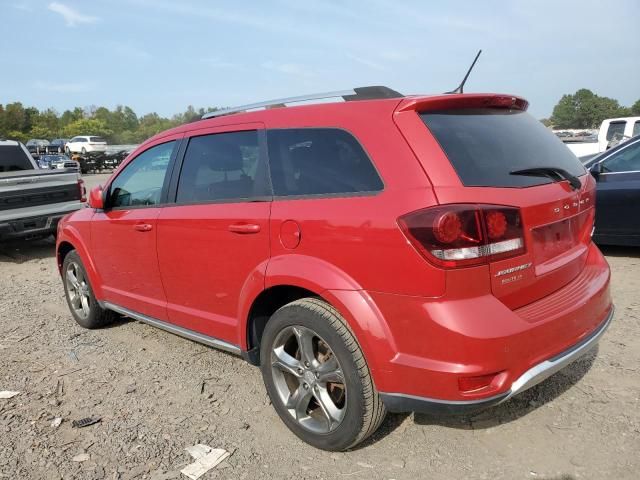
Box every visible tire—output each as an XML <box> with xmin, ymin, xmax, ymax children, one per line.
<box><xmin>65</xmin><ymin>147</ymin><xmax>71</xmax><ymax>155</ymax></box>
<box><xmin>62</xmin><ymin>250</ymin><xmax>116</xmax><ymax>329</ymax></box>
<box><xmin>81</xmin><ymin>147</ymin><xmax>86</xmax><ymax>154</ymax></box>
<box><xmin>260</xmin><ymin>298</ymin><xmax>386</xmax><ymax>451</ymax></box>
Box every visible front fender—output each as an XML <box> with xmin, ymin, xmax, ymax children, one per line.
<box><xmin>57</xmin><ymin>224</ymin><xmax>104</xmax><ymax>300</ymax></box>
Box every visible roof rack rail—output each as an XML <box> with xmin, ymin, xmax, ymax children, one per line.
<box><xmin>202</xmin><ymin>86</ymin><xmax>403</xmax><ymax>119</ymax></box>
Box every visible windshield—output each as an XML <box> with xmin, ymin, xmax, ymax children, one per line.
<box><xmin>420</xmin><ymin>108</ymin><xmax>586</xmax><ymax>188</ymax></box>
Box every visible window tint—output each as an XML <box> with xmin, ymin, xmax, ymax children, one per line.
<box><xmin>633</xmin><ymin>121</ymin><xmax>640</xmax><ymax>138</ymax></box>
<box><xmin>109</xmin><ymin>141</ymin><xmax>175</xmax><ymax>208</ymax></box>
<box><xmin>267</xmin><ymin>128</ymin><xmax>383</xmax><ymax>196</ymax></box>
<box><xmin>602</xmin><ymin>141</ymin><xmax>640</xmax><ymax>173</ymax></box>
<box><xmin>0</xmin><ymin>145</ymin><xmax>33</xmax><ymax>172</ymax></box>
<box><xmin>606</xmin><ymin>121</ymin><xmax>626</xmax><ymax>141</ymax></box>
<box><xmin>420</xmin><ymin>109</ymin><xmax>585</xmax><ymax>188</ymax></box>
<box><xmin>176</xmin><ymin>130</ymin><xmax>265</xmax><ymax>203</ymax></box>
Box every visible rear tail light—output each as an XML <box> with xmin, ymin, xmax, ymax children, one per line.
<box><xmin>78</xmin><ymin>179</ymin><xmax>87</xmax><ymax>203</ymax></box>
<box><xmin>398</xmin><ymin>204</ymin><xmax>526</xmax><ymax>268</ymax></box>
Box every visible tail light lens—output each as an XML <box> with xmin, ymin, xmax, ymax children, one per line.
<box><xmin>78</xmin><ymin>179</ymin><xmax>87</xmax><ymax>203</ymax></box>
<box><xmin>398</xmin><ymin>204</ymin><xmax>526</xmax><ymax>268</ymax></box>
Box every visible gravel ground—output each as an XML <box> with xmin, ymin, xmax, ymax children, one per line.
<box><xmin>1</xmin><ymin>174</ymin><xmax>638</xmax><ymax>479</ymax></box>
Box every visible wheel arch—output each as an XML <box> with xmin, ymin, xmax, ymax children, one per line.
<box><xmin>56</xmin><ymin>227</ymin><xmax>104</xmax><ymax>299</ymax></box>
<box><xmin>240</xmin><ymin>256</ymin><xmax>397</xmax><ymax>381</ymax></box>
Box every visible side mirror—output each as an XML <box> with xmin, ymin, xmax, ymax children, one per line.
<box><xmin>88</xmin><ymin>186</ymin><xmax>104</xmax><ymax>209</ymax></box>
<box><xmin>589</xmin><ymin>162</ymin><xmax>602</xmax><ymax>176</ymax></box>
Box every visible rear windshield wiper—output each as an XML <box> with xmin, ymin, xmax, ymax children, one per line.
<box><xmin>510</xmin><ymin>167</ymin><xmax>582</xmax><ymax>190</ymax></box>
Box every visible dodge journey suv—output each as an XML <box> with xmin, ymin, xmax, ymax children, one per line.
<box><xmin>56</xmin><ymin>86</ymin><xmax>613</xmax><ymax>451</ymax></box>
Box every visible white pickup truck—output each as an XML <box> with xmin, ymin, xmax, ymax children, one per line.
<box><xmin>565</xmin><ymin>116</ymin><xmax>640</xmax><ymax>159</ymax></box>
<box><xmin>0</xmin><ymin>140</ymin><xmax>85</xmax><ymax>241</ymax></box>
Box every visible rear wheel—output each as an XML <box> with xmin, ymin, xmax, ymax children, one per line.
<box><xmin>260</xmin><ymin>298</ymin><xmax>386</xmax><ymax>451</ymax></box>
<box><xmin>62</xmin><ymin>250</ymin><xmax>116</xmax><ymax>329</ymax></box>
<box><xmin>81</xmin><ymin>147</ymin><xmax>86</xmax><ymax>155</ymax></box>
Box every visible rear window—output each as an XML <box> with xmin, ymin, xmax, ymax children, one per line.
<box><xmin>90</xmin><ymin>137</ymin><xmax>106</xmax><ymax>143</ymax></box>
<box><xmin>420</xmin><ymin>109</ymin><xmax>585</xmax><ymax>188</ymax></box>
<box><xmin>267</xmin><ymin>128</ymin><xmax>383</xmax><ymax>196</ymax></box>
<box><xmin>606</xmin><ymin>122</ymin><xmax>625</xmax><ymax>141</ymax></box>
<box><xmin>0</xmin><ymin>145</ymin><xmax>34</xmax><ymax>172</ymax></box>
<box><xmin>633</xmin><ymin>121</ymin><xmax>640</xmax><ymax>138</ymax></box>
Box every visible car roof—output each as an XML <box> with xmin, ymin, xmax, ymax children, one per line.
<box><xmin>0</xmin><ymin>140</ymin><xmax>20</xmax><ymax>146</ymax></box>
<box><xmin>138</xmin><ymin>89</ymin><xmax>528</xmax><ymax>151</ymax></box>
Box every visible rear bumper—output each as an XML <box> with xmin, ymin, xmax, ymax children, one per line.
<box><xmin>380</xmin><ymin>306</ymin><xmax>613</xmax><ymax>414</ymax></box>
<box><xmin>370</xmin><ymin>242</ymin><xmax>612</xmax><ymax>410</ymax></box>
<box><xmin>0</xmin><ymin>209</ymin><xmax>80</xmax><ymax>240</ymax></box>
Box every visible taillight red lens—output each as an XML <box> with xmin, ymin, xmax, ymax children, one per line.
<box><xmin>485</xmin><ymin>211</ymin><xmax>507</xmax><ymax>239</ymax></box>
<box><xmin>398</xmin><ymin>204</ymin><xmax>525</xmax><ymax>268</ymax></box>
<box><xmin>433</xmin><ymin>211</ymin><xmax>463</xmax><ymax>243</ymax></box>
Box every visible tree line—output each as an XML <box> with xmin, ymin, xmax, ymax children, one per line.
<box><xmin>0</xmin><ymin>104</ymin><xmax>218</xmax><ymax>145</ymax></box>
<box><xmin>1</xmin><ymin>88</ymin><xmax>638</xmax><ymax>145</ymax></box>
<box><xmin>545</xmin><ymin>89</ymin><xmax>640</xmax><ymax>129</ymax></box>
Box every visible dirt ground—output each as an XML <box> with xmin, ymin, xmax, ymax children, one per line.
<box><xmin>1</xmin><ymin>174</ymin><xmax>638</xmax><ymax>480</ymax></box>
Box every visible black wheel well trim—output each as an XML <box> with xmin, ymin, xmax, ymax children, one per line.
<box><xmin>56</xmin><ymin>241</ymin><xmax>76</xmax><ymax>271</ymax></box>
<box><xmin>244</xmin><ymin>285</ymin><xmax>322</xmax><ymax>366</ymax></box>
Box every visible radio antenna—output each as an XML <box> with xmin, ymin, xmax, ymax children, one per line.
<box><xmin>445</xmin><ymin>50</ymin><xmax>482</xmax><ymax>94</ymax></box>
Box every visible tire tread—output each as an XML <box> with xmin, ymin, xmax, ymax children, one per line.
<box><xmin>283</xmin><ymin>297</ymin><xmax>386</xmax><ymax>449</ymax></box>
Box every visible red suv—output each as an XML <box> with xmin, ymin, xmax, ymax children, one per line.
<box><xmin>56</xmin><ymin>86</ymin><xmax>613</xmax><ymax>451</ymax></box>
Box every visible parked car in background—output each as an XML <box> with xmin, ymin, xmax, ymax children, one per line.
<box><xmin>56</xmin><ymin>86</ymin><xmax>612</xmax><ymax>451</ymax></box>
<box><xmin>0</xmin><ymin>140</ymin><xmax>85</xmax><ymax>241</ymax></box>
<box><xmin>566</xmin><ymin>116</ymin><xmax>640</xmax><ymax>159</ymax></box>
<box><xmin>37</xmin><ymin>154</ymin><xmax>80</xmax><ymax>172</ymax></box>
<box><xmin>48</xmin><ymin>138</ymin><xmax>69</xmax><ymax>153</ymax></box>
<box><xmin>65</xmin><ymin>136</ymin><xmax>108</xmax><ymax>155</ymax></box>
<box><xmin>584</xmin><ymin>135</ymin><xmax>640</xmax><ymax>246</ymax></box>
<box><xmin>25</xmin><ymin>139</ymin><xmax>50</xmax><ymax>156</ymax></box>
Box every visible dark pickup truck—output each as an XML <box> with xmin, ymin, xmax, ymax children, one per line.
<box><xmin>0</xmin><ymin>140</ymin><xmax>85</xmax><ymax>241</ymax></box>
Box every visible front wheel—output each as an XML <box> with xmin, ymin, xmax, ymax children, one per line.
<box><xmin>260</xmin><ymin>298</ymin><xmax>386</xmax><ymax>451</ymax></box>
<box><xmin>62</xmin><ymin>250</ymin><xmax>116</xmax><ymax>329</ymax></box>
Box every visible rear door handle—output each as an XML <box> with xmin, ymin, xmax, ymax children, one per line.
<box><xmin>228</xmin><ymin>223</ymin><xmax>261</xmax><ymax>234</ymax></box>
<box><xmin>134</xmin><ymin>223</ymin><xmax>153</xmax><ymax>232</ymax></box>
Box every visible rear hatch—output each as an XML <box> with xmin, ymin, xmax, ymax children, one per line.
<box><xmin>394</xmin><ymin>94</ymin><xmax>595</xmax><ymax>310</ymax></box>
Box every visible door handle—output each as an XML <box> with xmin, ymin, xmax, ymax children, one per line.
<box><xmin>228</xmin><ymin>223</ymin><xmax>261</xmax><ymax>234</ymax></box>
<box><xmin>134</xmin><ymin>223</ymin><xmax>153</xmax><ymax>232</ymax></box>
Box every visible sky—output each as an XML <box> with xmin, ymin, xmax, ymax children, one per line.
<box><xmin>2</xmin><ymin>0</ymin><xmax>639</xmax><ymax>119</ymax></box>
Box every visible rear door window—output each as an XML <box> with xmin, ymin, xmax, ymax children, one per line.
<box><xmin>176</xmin><ymin>130</ymin><xmax>268</xmax><ymax>203</ymax></box>
<box><xmin>267</xmin><ymin>128</ymin><xmax>383</xmax><ymax>196</ymax></box>
<box><xmin>420</xmin><ymin>109</ymin><xmax>585</xmax><ymax>188</ymax></box>
<box><xmin>90</xmin><ymin>137</ymin><xmax>106</xmax><ymax>143</ymax></box>
<box><xmin>606</xmin><ymin>121</ymin><xmax>626</xmax><ymax>141</ymax></box>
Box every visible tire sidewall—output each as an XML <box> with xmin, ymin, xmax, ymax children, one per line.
<box><xmin>260</xmin><ymin>300</ymin><xmax>368</xmax><ymax>451</ymax></box>
<box><xmin>62</xmin><ymin>251</ymin><xmax>100</xmax><ymax>329</ymax></box>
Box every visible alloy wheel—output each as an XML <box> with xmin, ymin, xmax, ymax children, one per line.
<box><xmin>65</xmin><ymin>262</ymin><xmax>91</xmax><ymax>320</ymax></box>
<box><xmin>270</xmin><ymin>325</ymin><xmax>347</xmax><ymax>434</ymax></box>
